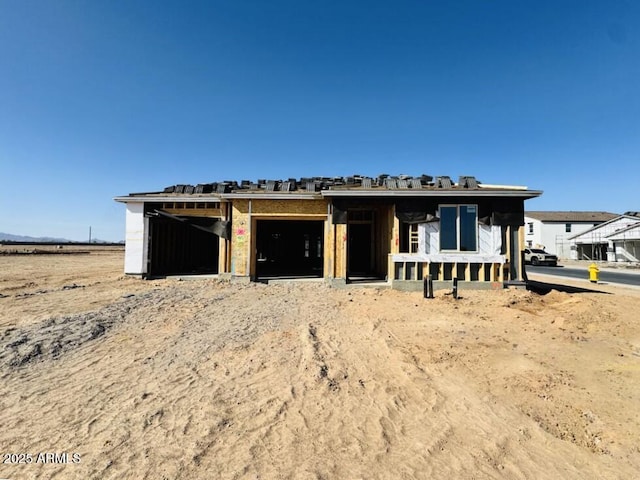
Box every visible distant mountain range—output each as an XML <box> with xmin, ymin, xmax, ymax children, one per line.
<box><xmin>0</xmin><ymin>232</ymin><xmax>121</xmax><ymax>244</ymax></box>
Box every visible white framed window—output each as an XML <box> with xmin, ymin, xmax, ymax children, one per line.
<box><xmin>528</xmin><ymin>222</ymin><xmax>534</xmax><ymax>234</ymax></box>
<box><xmin>439</xmin><ymin>205</ymin><xmax>478</xmax><ymax>252</ymax></box>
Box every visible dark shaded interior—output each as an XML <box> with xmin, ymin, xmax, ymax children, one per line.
<box><xmin>256</xmin><ymin>220</ymin><xmax>324</xmax><ymax>279</ymax></box>
<box><xmin>348</xmin><ymin>223</ymin><xmax>373</xmax><ymax>275</ymax></box>
<box><xmin>149</xmin><ymin>217</ymin><xmax>219</xmax><ymax>276</ymax></box>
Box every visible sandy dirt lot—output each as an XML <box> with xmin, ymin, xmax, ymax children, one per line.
<box><xmin>1</xmin><ymin>249</ymin><xmax>639</xmax><ymax>479</ymax></box>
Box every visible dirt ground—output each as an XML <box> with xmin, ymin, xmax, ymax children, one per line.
<box><xmin>1</xmin><ymin>249</ymin><xmax>639</xmax><ymax>479</ymax></box>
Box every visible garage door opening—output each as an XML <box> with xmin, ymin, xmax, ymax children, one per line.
<box><xmin>256</xmin><ymin>220</ymin><xmax>323</xmax><ymax>280</ymax></box>
<box><xmin>149</xmin><ymin>216</ymin><xmax>219</xmax><ymax>276</ymax></box>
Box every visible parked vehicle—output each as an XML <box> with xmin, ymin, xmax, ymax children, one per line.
<box><xmin>523</xmin><ymin>248</ymin><xmax>558</xmax><ymax>266</ymax></box>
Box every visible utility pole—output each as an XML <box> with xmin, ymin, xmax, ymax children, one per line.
<box><xmin>89</xmin><ymin>226</ymin><xmax>92</xmax><ymax>243</ymax></box>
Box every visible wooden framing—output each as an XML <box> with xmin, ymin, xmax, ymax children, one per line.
<box><xmin>390</xmin><ymin>259</ymin><xmax>505</xmax><ymax>282</ymax></box>
<box><xmin>116</xmin><ymin>178</ymin><xmax>538</xmax><ymax>288</ymax></box>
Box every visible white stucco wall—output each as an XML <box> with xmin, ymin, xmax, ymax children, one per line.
<box><xmin>524</xmin><ymin>217</ymin><xmax>602</xmax><ymax>258</ymax></box>
<box><xmin>124</xmin><ymin>202</ymin><xmax>148</xmax><ymax>275</ymax></box>
<box><xmin>540</xmin><ymin>223</ymin><xmax>597</xmax><ymax>258</ymax></box>
<box><xmin>524</xmin><ymin>218</ymin><xmax>543</xmax><ymax>249</ymax></box>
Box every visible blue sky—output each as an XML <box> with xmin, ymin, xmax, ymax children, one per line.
<box><xmin>1</xmin><ymin>0</ymin><xmax>638</xmax><ymax>241</ymax></box>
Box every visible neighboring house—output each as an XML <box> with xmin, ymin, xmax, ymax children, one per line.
<box><xmin>568</xmin><ymin>212</ymin><xmax>640</xmax><ymax>262</ymax></box>
<box><xmin>524</xmin><ymin>211</ymin><xmax>618</xmax><ymax>259</ymax></box>
<box><xmin>114</xmin><ymin>175</ymin><xmax>542</xmax><ymax>290</ymax></box>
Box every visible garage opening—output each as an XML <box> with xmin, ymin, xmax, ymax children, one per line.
<box><xmin>148</xmin><ymin>215</ymin><xmax>219</xmax><ymax>276</ymax></box>
<box><xmin>256</xmin><ymin>220</ymin><xmax>323</xmax><ymax>280</ymax></box>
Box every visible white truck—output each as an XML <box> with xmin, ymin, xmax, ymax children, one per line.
<box><xmin>523</xmin><ymin>248</ymin><xmax>558</xmax><ymax>266</ymax></box>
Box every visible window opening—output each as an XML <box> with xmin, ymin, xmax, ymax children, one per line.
<box><xmin>400</xmin><ymin>223</ymin><xmax>420</xmax><ymax>253</ymax></box>
<box><xmin>439</xmin><ymin>205</ymin><xmax>478</xmax><ymax>252</ymax></box>
<box><xmin>409</xmin><ymin>224</ymin><xmax>419</xmax><ymax>253</ymax></box>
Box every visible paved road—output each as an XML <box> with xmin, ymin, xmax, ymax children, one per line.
<box><xmin>527</xmin><ymin>265</ymin><xmax>640</xmax><ymax>287</ymax></box>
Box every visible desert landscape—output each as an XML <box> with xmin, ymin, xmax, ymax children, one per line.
<box><xmin>1</xmin><ymin>247</ymin><xmax>639</xmax><ymax>479</ymax></box>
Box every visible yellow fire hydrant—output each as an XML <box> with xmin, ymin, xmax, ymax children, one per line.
<box><xmin>588</xmin><ymin>263</ymin><xmax>600</xmax><ymax>283</ymax></box>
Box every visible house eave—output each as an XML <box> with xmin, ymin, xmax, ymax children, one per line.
<box><xmin>114</xmin><ymin>194</ymin><xmax>227</xmax><ymax>203</ymax></box>
<box><xmin>220</xmin><ymin>193</ymin><xmax>323</xmax><ymax>200</ymax></box>
<box><xmin>115</xmin><ymin>189</ymin><xmax>542</xmax><ymax>203</ymax></box>
<box><xmin>321</xmin><ymin>189</ymin><xmax>542</xmax><ymax>199</ymax></box>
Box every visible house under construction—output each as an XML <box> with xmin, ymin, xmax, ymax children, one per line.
<box><xmin>114</xmin><ymin>174</ymin><xmax>542</xmax><ymax>290</ymax></box>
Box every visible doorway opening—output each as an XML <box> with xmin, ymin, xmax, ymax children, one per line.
<box><xmin>255</xmin><ymin>220</ymin><xmax>324</xmax><ymax>280</ymax></box>
<box><xmin>347</xmin><ymin>210</ymin><xmax>377</xmax><ymax>280</ymax></box>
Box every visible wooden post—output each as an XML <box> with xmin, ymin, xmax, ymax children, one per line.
<box><xmin>424</xmin><ymin>274</ymin><xmax>434</xmax><ymax>299</ymax></box>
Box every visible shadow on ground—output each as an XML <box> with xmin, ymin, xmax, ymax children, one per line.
<box><xmin>525</xmin><ymin>279</ymin><xmax>610</xmax><ymax>295</ymax></box>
